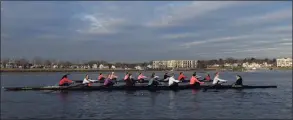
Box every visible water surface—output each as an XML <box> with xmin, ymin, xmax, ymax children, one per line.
<box><xmin>1</xmin><ymin>71</ymin><xmax>292</xmax><ymax>119</ymax></box>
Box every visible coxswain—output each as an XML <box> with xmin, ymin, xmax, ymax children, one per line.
<box><xmin>178</xmin><ymin>72</ymin><xmax>187</xmax><ymax>81</ymax></box>
<box><xmin>169</xmin><ymin>73</ymin><xmax>180</xmax><ymax>87</ymax></box>
<box><xmin>232</xmin><ymin>75</ymin><xmax>243</xmax><ymax>87</ymax></box>
<box><xmin>83</xmin><ymin>74</ymin><xmax>94</xmax><ymax>86</ymax></box>
<box><xmin>137</xmin><ymin>73</ymin><xmax>147</xmax><ymax>83</ymax></box>
<box><xmin>163</xmin><ymin>72</ymin><xmax>170</xmax><ymax>81</ymax></box>
<box><xmin>104</xmin><ymin>73</ymin><xmax>115</xmax><ymax>87</ymax></box>
<box><xmin>98</xmin><ymin>73</ymin><xmax>106</xmax><ymax>81</ymax></box>
<box><xmin>148</xmin><ymin>72</ymin><xmax>160</xmax><ymax>86</ymax></box>
<box><xmin>59</xmin><ymin>74</ymin><xmax>74</xmax><ymax>86</ymax></box>
<box><xmin>190</xmin><ymin>73</ymin><xmax>204</xmax><ymax>87</ymax></box>
<box><xmin>212</xmin><ymin>72</ymin><xmax>227</xmax><ymax>85</ymax></box>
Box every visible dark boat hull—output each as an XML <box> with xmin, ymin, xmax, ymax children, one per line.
<box><xmin>73</xmin><ymin>79</ymin><xmax>213</xmax><ymax>83</ymax></box>
<box><xmin>3</xmin><ymin>85</ymin><xmax>277</xmax><ymax>91</ymax></box>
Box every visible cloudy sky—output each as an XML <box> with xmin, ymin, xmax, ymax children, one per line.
<box><xmin>1</xmin><ymin>1</ymin><xmax>292</xmax><ymax>62</ymax></box>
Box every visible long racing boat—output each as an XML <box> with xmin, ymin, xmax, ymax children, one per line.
<box><xmin>3</xmin><ymin>84</ymin><xmax>277</xmax><ymax>91</ymax></box>
<box><xmin>73</xmin><ymin>79</ymin><xmax>212</xmax><ymax>83</ymax></box>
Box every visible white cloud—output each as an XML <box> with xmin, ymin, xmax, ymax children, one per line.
<box><xmin>78</xmin><ymin>14</ymin><xmax>126</xmax><ymax>34</ymax></box>
<box><xmin>146</xmin><ymin>1</ymin><xmax>241</xmax><ymax>27</ymax></box>
<box><xmin>279</xmin><ymin>42</ymin><xmax>292</xmax><ymax>46</ymax></box>
<box><xmin>146</xmin><ymin>1</ymin><xmax>264</xmax><ymax>28</ymax></box>
<box><xmin>261</xmin><ymin>25</ymin><xmax>292</xmax><ymax>35</ymax></box>
<box><xmin>160</xmin><ymin>32</ymin><xmax>199</xmax><ymax>39</ymax></box>
<box><xmin>181</xmin><ymin>35</ymin><xmax>250</xmax><ymax>48</ymax></box>
<box><xmin>233</xmin><ymin>8</ymin><xmax>292</xmax><ymax>26</ymax></box>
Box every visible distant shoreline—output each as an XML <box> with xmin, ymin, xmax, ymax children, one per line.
<box><xmin>0</xmin><ymin>68</ymin><xmax>218</xmax><ymax>73</ymax></box>
<box><xmin>0</xmin><ymin>67</ymin><xmax>291</xmax><ymax>73</ymax></box>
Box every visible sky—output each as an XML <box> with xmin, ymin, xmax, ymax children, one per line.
<box><xmin>1</xmin><ymin>1</ymin><xmax>292</xmax><ymax>62</ymax></box>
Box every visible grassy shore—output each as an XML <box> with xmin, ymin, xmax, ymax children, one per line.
<box><xmin>272</xmin><ymin>67</ymin><xmax>292</xmax><ymax>70</ymax></box>
<box><xmin>3</xmin><ymin>67</ymin><xmax>289</xmax><ymax>73</ymax></box>
<box><xmin>0</xmin><ymin>68</ymin><xmax>218</xmax><ymax>73</ymax></box>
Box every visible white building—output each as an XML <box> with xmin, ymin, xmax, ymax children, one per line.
<box><xmin>53</xmin><ymin>65</ymin><xmax>58</xmax><ymax>69</ymax></box>
<box><xmin>99</xmin><ymin>64</ymin><xmax>109</xmax><ymax>69</ymax></box>
<box><xmin>135</xmin><ymin>65</ymin><xmax>143</xmax><ymax>70</ymax></box>
<box><xmin>224</xmin><ymin>63</ymin><xmax>232</xmax><ymax>67</ymax></box>
<box><xmin>152</xmin><ymin>60</ymin><xmax>168</xmax><ymax>69</ymax></box>
<box><xmin>277</xmin><ymin>58</ymin><xmax>292</xmax><ymax>67</ymax></box>
<box><xmin>92</xmin><ymin>64</ymin><xmax>98</xmax><ymax>69</ymax></box>
<box><xmin>111</xmin><ymin>65</ymin><xmax>116</xmax><ymax>69</ymax></box>
<box><xmin>99</xmin><ymin>64</ymin><xmax>104</xmax><ymax>69</ymax></box>
<box><xmin>152</xmin><ymin>60</ymin><xmax>197</xmax><ymax>69</ymax></box>
<box><xmin>242</xmin><ymin>62</ymin><xmax>261</xmax><ymax>69</ymax></box>
<box><xmin>147</xmin><ymin>65</ymin><xmax>152</xmax><ymax>69</ymax></box>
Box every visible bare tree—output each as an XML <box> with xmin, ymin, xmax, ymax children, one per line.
<box><xmin>33</xmin><ymin>56</ymin><xmax>44</xmax><ymax>65</ymax></box>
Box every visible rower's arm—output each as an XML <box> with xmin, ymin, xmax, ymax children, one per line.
<box><xmin>217</xmin><ymin>78</ymin><xmax>227</xmax><ymax>82</ymax></box>
<box><xmin>173</xmin><ymin>79</ymin><xmax>180</xmax><ymax>82</ymax></box>
<box><xmin>90</xmin><ymin>80</ymin><xmax>98</xmax><ymax>82</ymax></box>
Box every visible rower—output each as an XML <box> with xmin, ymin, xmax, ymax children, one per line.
<box><xmin>59</xmin><ymin>74</ymin><xmax>74</xmax><ymax>86</ymax></box>
<box><xmin>178</xmin><ymin>72</ymin><xmax>187</xmax><ymax>81</ymax></box>
<box><xmin>83</xmin><ymin>74</ymin><xmax>93</xmax><ymax>86</ymax></box>
<box><xmin>203</xmin><ymin>73</ymin><xmax>211</xmax><ymax>81</ymax></box>
<box><xmin>125</xmin><ymin>73</ymin><xmax>135</xmax><ymax>86</ymax></box>
<box><xmin>193</xmin><ymin>72</ymin><xmax>201</xmax><ymax>79</ymax></box>
<box><xmin>109</xmin><ymin>72</ymin><xmax>118</xmax><ymax>81</ymax></box>
<box><xmin>169</xmin><ymin>73</ymin><xmax>180</xmax><ymax>88</ymax></box>
<box><xmin>190</xmin><ymin>73</ymin><xmax>204</xmax><ymax>87</ymax></box>
<box><xmin>163</xmin><ymin>72</ymin><xmax>170</xmax><ymax>81</ymax></box>
<box><xmin>98</xmin><ymin>73</ymin><xmax>105</xmax><ymax>81</ymax></box>
<box><xmin>212</xmin><ymin>72</ymin><xmax>227</xmax><ymax>86</ymax></box>
<box><xmin>148</xmin><ymin>72</ymin><xmax>160</xmax><ymax>86</ymax></box>
<box><xmin>137</xmin><ymin>72</ymin><xmax>147</xmax><ymax>83</ymax></box>
<box><xmin>232</xmin><ymin>75</ymin><xmax>243</xmax><ymax>87</ymax></box>
<box><xmin>124</xmin><ymin>72</ymin><xmax>129</xmax><ymax>81</ymax></box>
<box><xmin>104</xmin><ymin>73</ymin><xmax>115</xmax><ymax>87</ymax></box>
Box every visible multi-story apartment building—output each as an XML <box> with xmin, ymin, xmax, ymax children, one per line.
<box><xmin>152</xmin><ymin>60</ymin><xmax>197</xmax><ymax>69</ymax></box>
<box><xmin>277</xmin><ymin>58</ymin><xmax>292</xmax><ymax>67</ymax></box>
<box><xmin>152</xmin><ymin>60</ymin><xmax>168</xmax><ymax>69</ymax></box>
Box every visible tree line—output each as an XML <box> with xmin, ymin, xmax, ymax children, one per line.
<box><xmin>1</xmin><ymin>57</ymin><xmax>277</xmax><ymax>68</ymax></box>
<box><xmin>0</xmin><ymin>57</ymin><xmax>152</xmax><ymax>68</ymax></box>
<box><xmin>197</xmin><ymin>57</ymin><xmax>276</xmax><ymax>68</ymax></box>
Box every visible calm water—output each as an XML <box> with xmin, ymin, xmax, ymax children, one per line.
<box><xmin>1</xmin><ymin>71</ymin><xmax>292</xmax><ymax>119</ymax></box>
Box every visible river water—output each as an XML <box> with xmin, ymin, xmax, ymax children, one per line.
<box><xmin>1</xmin><ymin>71</ymin><xmax>292</xmax><ymax>119</ymax></box>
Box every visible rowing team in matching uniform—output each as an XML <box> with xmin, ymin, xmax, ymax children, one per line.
<box><xmin>58</xmin><ymin>72</ymin><xmax>243</xmax><ymax>87</ymax></box>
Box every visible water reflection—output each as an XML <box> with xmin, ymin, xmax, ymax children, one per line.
<box><xmin>58</xmin><ymin>92</ymin><xmax>69</xmax><ymax>102</ymax></box>
<box><xmin>192</xmin><ymin>89</ymin><xmax>200</xmax><ymax>94</ymax></box>
<box><xmin>150</xmin><ymin>92</ymin><xmax>159</xmax><ymax>106</ymax></box>
<box><xmin>168</xmin><ymin>91</ymin><xmax>175</xmax><ymax>110</ymax></box>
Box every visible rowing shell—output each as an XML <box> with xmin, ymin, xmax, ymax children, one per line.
<box><xmin>3</xmin><ymin>84</ymin><xmax>277</xmax><ymax>91</ymax></box>
<box><xmin>73</xmin><ymin>79</ymin><xmax>212</xmax><ymax>83</ymax></box>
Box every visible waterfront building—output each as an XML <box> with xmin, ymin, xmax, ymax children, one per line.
<box><xmin>152</xmin><ymin>60</ymin><xmax>197</xmax><ymax>69</ymax></box>
<box><xmin>277</xmin><ymin>58</ymin><xmax>292</xmax><ymax>67</ymax></box>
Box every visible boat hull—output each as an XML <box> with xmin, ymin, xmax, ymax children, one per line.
<box><xmin>3</xmin><ymin>85</ymin><xmax>277</xmax><ymax>91</ymax></box>
<box><xmin>73</xmin><ymin>79</ymin><xmax>212</xmax><ymax>83</ymax></box>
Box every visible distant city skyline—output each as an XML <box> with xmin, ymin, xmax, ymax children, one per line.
<box><xmin>1</xmin><ymin>1</ymin><xmax>292</xmax><ymax>62</ymax></box>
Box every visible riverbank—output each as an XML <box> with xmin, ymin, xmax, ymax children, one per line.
<box><xmin>0</xmin><ymin>68</ymin><xmax>217</xmax><ymax>73</ymax></box>
<box><xmin>1</xmin><ymin>67</ymin><xmax>290</xmax><ymax>73</ymax></box>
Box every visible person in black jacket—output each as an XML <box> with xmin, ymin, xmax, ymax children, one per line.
<box><xmin>233</xmin><ymin>75</ymin><xmax>243</xmax><ymax>86</ymax></box>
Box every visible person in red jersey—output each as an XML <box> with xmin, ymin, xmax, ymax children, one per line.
<box><xmin>59</xmin><ymin>74</ymin><xmax>73</xmax><ymax>86</ymax></box>
<box><xmin>190</xmin><ymin>73</ymin><xmax>204</xmax><ymax>87</ymax></box>
<box><xmin>98</xmin><ymin>73</ymin><xmax>106</xmax><ymax>81</ymax></box>
<box><xmin>178</xmin><ymin>72</ymin><xmax>187</xmax><ymax>81</ymax></box>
